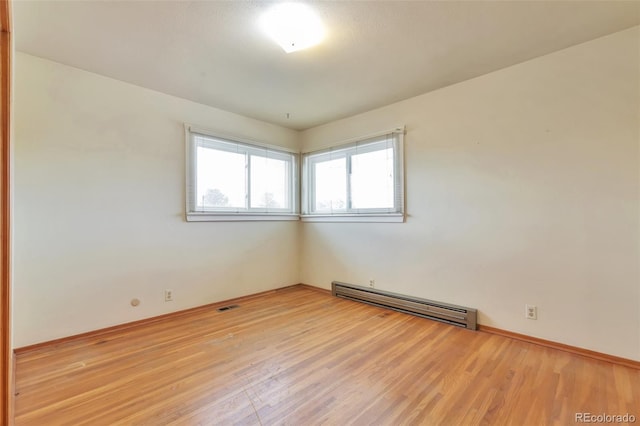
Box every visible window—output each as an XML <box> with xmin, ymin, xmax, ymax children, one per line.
<box><xmin>301</xmin><ymin>128</ymin><xmax>405</xmax><ymax>222</ymax></box>
<box><xmin>186</xmin><ymin>127</ymin><xmax>298</xmax><ymax>221</ymax></box>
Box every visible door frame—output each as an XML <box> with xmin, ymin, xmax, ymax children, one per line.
<box><xmin>0</xmin><ymin>0</ymin><xmax>12</xmax><ymax>423</ymax></box>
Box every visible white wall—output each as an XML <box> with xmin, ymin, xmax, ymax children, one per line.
<box><xmin>13</xmin><ymin>53</ymin><xmax>300</xmax><ymax>347</ymax></box>
<box><xmin>300</xmin><ymin>27</ymin><xmax>640</xmax><ymax>361</ymax></box>
<box><xmin>13</xmin><ymin>27</ymin><xmax>640</xmax><ymax>361</ymax></box>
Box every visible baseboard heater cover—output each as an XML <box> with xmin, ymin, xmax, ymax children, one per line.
<box><xmin>331</xmin><ymin>281</ymin><xmax>477</xmax><ymax>330</ymax></box>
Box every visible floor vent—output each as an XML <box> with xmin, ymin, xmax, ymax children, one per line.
<box><xmin>217</xmin><ymin>304</ymin><xmax>239</xmax><ymax>312</ymax></box>
<box><xmin>332</xmin><ymin>281</ymin><xmax>477</xmax><ymax>330</ymax></box>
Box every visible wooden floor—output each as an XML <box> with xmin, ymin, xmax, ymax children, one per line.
<box><xmin>14</xmin><ymin>286</ymin><xmax>640</xmax><ymax>425</ymax></box>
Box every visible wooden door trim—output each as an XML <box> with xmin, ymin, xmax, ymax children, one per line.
<box><xmin>1</xmin><ymin>0</ymin><xmax>12</xmax><ymax>424</ymax></box>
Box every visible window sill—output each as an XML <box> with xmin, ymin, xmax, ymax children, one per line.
<box><xmin>186</xmin><ymin>212</ymin><xmax>405</xmax><ymax>223</ymax></box>
<box><xmin>300</xmin><ymin>213</ymin><xmax>405</xmax><ymax>223</ymax></box>
<box><xmin>186</xmin><ymin>213</ymin><xmax>300</xmax><ymax>222</ymax></box>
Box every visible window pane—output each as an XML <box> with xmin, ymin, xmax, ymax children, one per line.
<box><xmin>196</xmin><ymin>146</ymin><xmax>246</xmax><ymax>209</ymax></box>
<box><xmin>351</xmin><ymin>148</ymin><xmax>394</xmax><ymax>209</ymax></box>
<box><xmin>314</xmin><ymin>157</ymin><xmax>346</xmax><ymax>212</ymax></box>
<box><xmin>250</xmin><ymin>155</ymin><xmax>288</xmax><ymax>209</ymax></box>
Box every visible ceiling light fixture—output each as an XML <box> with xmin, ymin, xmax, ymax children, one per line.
<box><xmin>261</xmin><ymin>3</ymin><xmax>325</xmax><ymax>53</ymax></box>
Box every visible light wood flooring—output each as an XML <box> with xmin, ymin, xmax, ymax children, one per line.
<box><xmin>14</xmin><ymin>285</ymin><xmax>640</xmax><ymax>425</ymax></box>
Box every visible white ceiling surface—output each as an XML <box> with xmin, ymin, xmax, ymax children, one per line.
<box><xmin>13</xmin><ymin>1</ymin><xmax>640</xmax><ymax>130</ymax></box>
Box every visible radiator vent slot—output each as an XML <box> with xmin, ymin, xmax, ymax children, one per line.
<box><xmin>332</xmin><ymin>281</ymin><xmax>477</xmax><ymax>330</ymax></box>
<box><xmin>217</xmin><ymin>304</ymin><xmax>239</xmax><ymax>312</ymax></box>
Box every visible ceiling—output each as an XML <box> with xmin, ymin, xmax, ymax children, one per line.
<box><xmin>12</xmin><ymin>0</ymin><xmax>640</xmax><ymax>131</ymax></box>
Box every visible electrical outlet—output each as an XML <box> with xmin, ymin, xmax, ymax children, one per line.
<box><xmin>369</xmin><ymin>279</ymin><xmax>375</xmax><ymax>288</ymax></box>
<box><xmin>525</xmin><ymin>304</ymin><xmax>537</xmax><ymax>320</ymax></box>
<box><xmin>165</xmin><ymin>289</ymin><xmax>173</xmax><ymax>302</ymax></box>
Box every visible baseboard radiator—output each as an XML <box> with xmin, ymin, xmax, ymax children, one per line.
<box><xmin>332</xmin><ymin>281</ymin><xmax>477</xmax><ymax>330</ymax></box>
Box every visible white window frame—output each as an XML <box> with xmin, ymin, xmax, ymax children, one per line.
<box><xmin>301</xmin><ymin>128</ymin><xmax>405</xmax><ymax>223</ymax></box>
<box><xmin>185</xmin><ymin>125</ymin><xmax>299</xmax><ymax>222</ymax></box>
